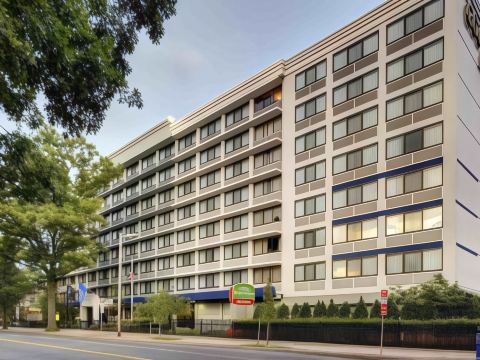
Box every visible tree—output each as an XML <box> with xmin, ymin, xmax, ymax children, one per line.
<box><xmin>0</xmin><ymin>127</ymin><xmax>122</xmax><ymax>330</ymax></box>
<box><xmin>338</xmin><ymin>302</ymin><xmax>351</xmax><ymax>318</ymax></box>
<box><xmin>352</xmin><ymin>297</ymin><xmax>369</xmax><ymax>319</ymax></box>
<box><xmin>291</xmin><ymin>303</ymin><xmax>300</xmax><ymax>319</ymax></box>
<box><xmin>299</xmin><ymin>302</ymin><xmax>312</xmax><ymax>318</ymax></box>
<box><xmin>386</xmin><ymin>297</ymin><xmax>400</xmax><ymax>320</ymax></box>
<box><xmin>136</xmin><ymin>291</ymin><xmax>190</xmax><ymax>335</ymax></box>
<box><xmin>0</xmin><ymin>0</ymin><xmax>177</xmax><ymax>136</ymax></box>
<box><xmin>326</xmin><ymin>299</ymin><xmax>338</xmax><ymax>317</ymax></box>
<box><xmin>370</xmin><ymin>300</ymin><xmax>381</xmax><ymax>318</ymax></box>
<box><xmin>313</xmin><ymin>300</ymin><xmax>327</xmax><ymax>318</ymax></box>
<box><xmin>258</xmin><ymin>282</ymin><xmax>276</xmax><ymax>346</ymax></box>
<box><xmin>276</xmin><ymin>303</ymin><xmax>290</xmax><ymax>319</ymax></box>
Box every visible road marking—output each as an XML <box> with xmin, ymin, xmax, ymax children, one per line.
<box><xmin>0</xmin><ymin>338</ymin><xmax>151</xmax><ymax>360</ymax></box>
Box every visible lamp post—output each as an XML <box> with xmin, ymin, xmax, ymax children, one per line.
<box><xmin>117</xmin><ymin>233</ymin><xmax>138</xmax><ymax>337</ymax></box>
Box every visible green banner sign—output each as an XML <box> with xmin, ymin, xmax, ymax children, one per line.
<box><xmin>229</xmin><ymin>283</ymin><xmax>255</xmax><ymax>305</ymax></box>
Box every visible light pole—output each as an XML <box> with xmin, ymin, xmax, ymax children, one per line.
<box><xmin>117</xmin><ymin>233</ymin><xmax>138</xmax><ymax>337</ymax></box>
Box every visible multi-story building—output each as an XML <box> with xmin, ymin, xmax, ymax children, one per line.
<box><xmin>63</xmin><ymin>0</ymin><xmax>480</xmax><ymax>321</ymax></box>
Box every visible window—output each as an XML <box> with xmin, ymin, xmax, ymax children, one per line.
<box><xmin>296</xmin><ymin>60</ymin><xmax>327</xmax><ymax>91</ymax></box>
<box><xmin>294</xmin><ymin>262</ymin><xmax>326</xmax><ymax>282</ymax></box>
<box><xmin>200</xmin><ymin>145</ymin><xmax>220</xmax><ymax>164</ymax></box>
<box><xmin>387</xmin><ymin>0</ymin><xmax>444</xmax><ymax>44</ymax></box>
<box><xmin>333</xmin><ymin>218</ymin><xmax>378</xmax><ymax>244</ymax></box>
<box><xmin>199</xmin><ymin>195</ymin><xmax>220</xmax><ymax>213</ymax></box>
<box><xmin>99</xmin><ymin>252</ymin><xmax>108</xmax><ymax>262</ymax></box>
<box><xmin>140</xmin><ymin>281</ymin><xmax>154</xmax><ymax>294</ymax></box>
<box><xmin>112</xmin><ymin>191</ymin><xmax>123</xmax><ymax>203</ymax></box>
<box><xmin>333</xmin><ymin>256</ymin><xmax>378</xmax><ymax>278</ymax></box>
<box><xmin>178</xmin><ymin>132</ymin><xmax>196</xmax><ymax>151</ymax></box>
<box><xmin>177</xmin><ymin>276</ymin><xmax>195</xmax><ymax>291</ymax></box>
<box><xmin>178</xmin><ymin>179</ymin><xmax>195</xmax><ymax>197</ymax></box>
<box><xmin>126</xmin><ymin>184</ymin><xmax>138</xmax><ymax>197</ymax></box>
<box><xmin>158</xmin><ymin>211</ymin><xmax>174</xmax><ymax>226</ymax></box>
<box><xmin>295</xmin><ymin>194</ymin><xmax>326</xmax><ymax>218</ymax></box>
<box><xmin>333</xmin><ymin>143</ymin><xmax>378</xmax><ymax>175</ymax></box>
<box><xmin>223</xmin><ymin>241</ymin><xmax>248</xmax><ymax>260</ymax></box>
<box><xmin>387</xmin><ymin>248</ymin><xmax>442</xmax><ymax>274</ymax></box>
<box><xmin>159</xmin><ymin>233</ymin><xmax>174</xmax><ymax>248</ymax></box>
<box><xmin>295</xmin><ymin>127</ymin><xmax>326</xmax><ymax>154</ymax></box>
<box><xmin>88</xmin><ymin>272</ymin><xmax>97</xmax><ymax>282</ymax></box>
<box><xmin>295</xmin><ymin>228</ymin><xmax>326</xmax><ymax>250</ymax></box>
<box><xmin>140</xmin><ymin>239</ymin><xmax>154</xmax><ymax>252</ymax></box>
<box><xmin>225</xmin><ymin>131</ymin><xmax>249</xmax><ymax>154</ymax></box>
<box><xmin>99</xmin><ymin>234</ymin><xmax>109</xmax><ymax>244</ymax></box>
<box><xmin>254</xmin><ymin>206</ymin><xmax>281</xmax><ymax>226</ymax></box>
<box><xmin>126</xmin><ymin>203</ymin><xmax>138</xmax><ymax>216</ymax></box>
<box><xmin>224</xmin><ymin>214</ymin><xmax>248</xmax><ymax>233</ymax></box>
<box><xmin>159</xmin><ymin>188</ymin><xmax>174</xmax><ymax>204</ymax></box>
<box><xmin>199</xmin><ymin>247</ymin><xmax>220</xmax><ymax>263</ymax></box>
<box><xmin>224</xmin><ymin>270</ymin><xmax>248</xmax><ymax>286</ymax></box>
<box><xmin>140</xmin><ymin>260</ymin><xmax>155</xmax><ymax>273</ymax></box>
<box><xmin>142</xmin><ymin>175</ymin><xmax>155</xmax><ymax>190</ymax></box>
<box><xmin>333</xmin><ymin>32</ymin><xmax>378</xmax><ymax>72</ymax></box>
<box><xmin>254</xmin><ymin>266</ymin><xmax>281</xmax><ymax>284</ymax></box>
<box><xmin>177</xmin><ymin>252</ymin><xmax>195</xmax><ymax>267</ymax></box>
<box><xmin>254</xmin><ymin>237</ymin><xmax>280</xmax><ymax>255</ymax></box>
<box><xmin>254</xmin><ymin>176</ymin><xmax>281</xmax><ymax>197</ymax></box>
<box><xmin>159</xmin><ymin>143</ymin><xmax>174</xmax><ymax>161</ymax></box>
<box><xmin>386</xmin><ymin>81</ymin><xmax>443</xmax><ymax>120</ymax></box>
<box><xmin>255</xmin><ymin>87</ymin><xmax>282</xmax><ymax>112</ymax></box>
<box><xmin>199</xmin><ymin>221</ymin><xmax>220</xmax><ymax>238</ymax></box>
<box><xmin>141</xmin><ymin>217</ymin><xmax>154</xmax><ymax>231</ymax></box>
<box><xmin>333</xmin><ymin>181</ymin><xmax>377</xmax><ymax>209</ymax></box>
<box><xmin>386</xmin><ymin>123</ymin><xmax>442</xmax><ymax>159</ymax></box>
<box><xmin>178</xmin><ymin>156</ymin><xmax>195</xmax><ymax>174</ymax></box>
<box><xmin>225</xmin><ymin>187</ymin><xmax>248</xmax><ymax>206</ymax></box>
<box><xmin>387</xmin><ymin>165</ymin><xmax>442</xmax><ymax>197</ymax></box>
<box><xmin>295</xmin><ymin>160</ymin><xmax>325</xmax><ymax>186</ymax></box>
<box><xmin>141</xmin><ymin>196</ymin><xmax>154</xmax><ymax>210</ymax></box>
<box><xmin>124</xmin><ymin>243</ymin><xmax>137</xmax><ymax>256</ymax></box>
<box><xmin>200</xmin><ymin>170</ymin><xmax>221</xmax><ymax>189</ymax></box>
<box><xmin>199</xmin><ymin>273</ymin><xmax>220</xmax><ymax>289</ymax></box>
<box><xmin>295</xmin><ymin>94</ymin><xmax>326</xmax><ymax>123</ymax></box>
<box><xmin>177</xmin><ymin>203</ymin><xmax>195</xmax><ymax>221</ymax></box>
<box><xmin>158</xmin><ymin>256</ymin><xmax>173</xmax><ymax>270</ymax></box>
<box><xmin>333</xmin><ymin>69</ymin><xmax>378</xmax><ymax>106</ymax></box>
<box><xmin>254</xmin><ymin>147</ymin><xmax>281</xmax><ymax>168</ymax></box>
<box><xmin>177</xmin><ymin>227</ymin><xmax>195</xmax><ymax>244</ymax></box>
<box><xmin>201</xmin><ymin>118</ymin><xmax>221</xmax><ymax>140</ymax></box>
<box><xmin>125</xmin><ymin>223</ymin><xmax>137</xmax><ymax>235</ymax></box>
<box><xmin>387</xmin><ymin>39</ymin><xmax>443</xmax><ymax>83</ymax></box>
<box><xmin>142</xmin><ymin>153</ymin><xmax>155</xmax><ymax>169</ymax></box>
<box><xmin>225</xmin><ymin>159</ymin><xmax>249</xmax><ymax>179</ymax></box>
<box><xmin>226</xmin><ymin>103</ymin><xmax>249</xmax><ymax>127</ymax></box>
<box><xmin>126</xmin><ymin>163</ymin><xmax>138</xmax><ymax>177</ymax></box>
<box><xmin>386</xmin><ymin>206</ymin><xmax>442</xmax><ymax>235</ymax></box>
<box><xmin>159</xmin><ymin>166</ymin><xmax>174</xmax><ymax>182</ymax></box>
<box><xmin>158</xmin><ymin>279</ymin><xmax>174</xmax><ymax>292</ymax></box>
<box><xmin>255</xmin><ymin>117</ymin><xmax>281</xmax><ymax>141</ymax></box>
<box><xmin>333</xmin><ymin>107</ymin><xmax>378</xmax><ymax>140</ymax></box>
<box><xmin>111</xmin><ymin>230</ymin><xmax>120</xmax><ymax>241</ymax></box>
<box><xmin>98</xmin><ymin>269</ymin><xmax>109</xmax><ymax>280</ymax></box>
<box><xmin>111</xmin><ymin>210</ymin><xmax>122</xmax><ymax>222</ymax></box>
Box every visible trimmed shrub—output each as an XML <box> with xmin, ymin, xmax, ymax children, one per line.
<box><xmin>370</xmin><ymin>299</ymin><xmax>381</xmax><ymax>318</ymax></box>
<box><xmin>313</xmin><ymin>300</ymin><xmax>327</xmax><ymax>318</ymax></box>
<box><xmin>299</xmin><ymin>302</ymin><xmax>312</xmax><ymax>318</ymax></box>
<box><xmin>338</xmin><ymin>302</ymin><xmax>350</xmax><ymax>318</ymax></box>
<box><xmin>253</xmin><ymin>305</ymin><xmax>261</xmax><ymax>319</ymax></box>
<box><xmin>326</xmin><ymin>299</ymin><xmax>338</xmax><ymax>317</ymax></box>
<box><xmin>352</xmin><ymin>296</ymin><xmax>369</xmax><ymax>319</ymax></box>
<box><xmin>387</xmin><ymin>297</ymin><xmax>400</xmax><ymax>320</ymax></box>
<box><xmin>277</xmin><ymin>303</ymin><xmax>290</xmax><ymax>319</ymax></box>
<box><xmin>291</xmin><ymin>303</ymin><xmax>300</xmax><ymax>319</ymax></box>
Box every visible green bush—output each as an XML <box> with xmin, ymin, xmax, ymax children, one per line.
<box><xmin>253</xmin><ymin>305</ymin><xmax>261</xmax><ymax>319</ymax></box>
<box><xmin>387</xmin><ymin>297</ymin><xmax>400</xmax><ymax>320</ymax></box>
<box><xmin>338</xmin><ymin>302</ymin><xmax>350</xmax><ymax>318</ymax></box>
<box><xmin>299</xmin><ymin>302</ymin><xmax>312</xmax><ymax>318</ymax></box>
<box><xmin>313</xmin><ymin>300</ymin><xmax>327</xmax><ymax>318</ymax></box>
<box><xmin>352</xmin><ymin>296</ymin><xmax>368</xmax><ymax>319</ymax></box>
<box><xmin>276</xmin><ymin>303</ymin><xmax>290</xmax><ymax>319</ymax></box>
<box><xmin>291</xmin><ymin>303</ymin><xmax>300</xmax><ymax>319</ymax></box>
<box><xmin>370</xmin><ymin>299</ymin><xmax>381</xmax><ymax>318</ymax></box>
<box><xmin>326</xmin><ymin>299</ymin><xmax>338</xmax><ymax>317</ymax></box>
<box><xmin>89</xmin><ymin>324</ymin><xmax>99</xmax><ymax>330</ymax></box>
<box><xmin>175</xmin><ymin>327</ymin><xmax>200</xmax><ymax>336</ymax></box>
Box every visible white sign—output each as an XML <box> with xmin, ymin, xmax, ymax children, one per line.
<box><xmin>102</xmin><ymin>298</ymin><xmax>114</xmax><ymax>305</ymax></box>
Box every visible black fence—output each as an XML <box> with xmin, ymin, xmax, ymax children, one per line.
<box><xmin>231</xmin><ymin>321</ymin><xmax>477</xmax><ymax>350</ymax></box>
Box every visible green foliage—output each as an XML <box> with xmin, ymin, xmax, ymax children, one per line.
<box><xmin>299</xmin><ymin>302</ymin><xmax>312</xmax><ymax>318</ymax></box>
<box><xmin>326</xmin><ymin>299</ymin><xmax>338</xmax><ymax>317</ymax></box>
<box><xmin>174</xmin><ymin>327</ymin><xmax>200</xmax><ymax>336</ymax></box>
<box><xmin>253</xmin><ymin>305</ymin><xmax>261</xmax><ymax>320</ymax></box>
<box><xmin>0</xmin><ymin>0</ymin><xmax>177</xmax><ymax>136</ymax></box>
<box><xmin>352</xmin><ymin>297</ymin><xmax>369</xmax><ymax>319</ymax></box>
<box><xmin>313</xmin><ymin>300</ymin><xmax>327</xmax><ymax>318</ymax></box>
<box><xmin>257</xmin><ymin>282</ymin><xmax>276</xmax><ymax>322</ymax></box>
<box><xmin>276</xmin><ymin>303</ymin><xmax>290</xmax><ymax>319</ymax></box>
<box><xmin>135</xmin><ymin>291</ymin><xmax>190</xmax><ymax>326</ymax></box>
<box><xmin>291</xmin><ymin>303</ymin><xmax>300</xmax><ymax>319</ymax></box>
<box><xmin>370</xmin><ymin>300</ymin><xmax>381</xmax><ymax>318</ymax></box>
<box><xmin>338</xmin><ymin>302</ymin><xmax>351</xmax><ymax>318</ymax></box>
<box><xmin>386</xmin><ymin>297</ymin><xmax>400</xmax><ymax>320</ymax></box>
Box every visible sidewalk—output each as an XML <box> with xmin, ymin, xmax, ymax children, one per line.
<box><xmin>1</xmin><ymin>327</ymin><xmax>474</xmax><ymax>360</ymax></box>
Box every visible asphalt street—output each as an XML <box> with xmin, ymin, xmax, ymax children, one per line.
<box><xmin>0</xmin><ymin>331</ymin><xmax>348</xmax><ymax>360</ymax></box>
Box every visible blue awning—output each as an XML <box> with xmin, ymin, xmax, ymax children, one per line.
<box><xmin>179</xmin><ymin>286</ymin><xmax>276</xmax><ymax>301</ymax></box>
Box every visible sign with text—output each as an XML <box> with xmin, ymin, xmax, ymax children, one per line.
<box><xmin>465</xmin><ymin>0</ymin><xmax>480</xmax><ymax>67</ymax></box>
<box><xmin>229</xmin><ymin>283</ymin><xmax>255</xmax><ymax>305</ymax></box>
<box><xmin>380</xmin><ymin>290</ymin><xmax>388</xmax><ymax>316</ymax></box>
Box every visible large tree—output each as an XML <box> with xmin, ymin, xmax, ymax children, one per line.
<box><xmin>0</xmin><ymin>127</ymin><xmax>122</xmax><ymax>330</ymax></box>
<box><xmin>0</xmin><ymin>0</ymin><xmax>176</xmax><ymax>136</ymax></box>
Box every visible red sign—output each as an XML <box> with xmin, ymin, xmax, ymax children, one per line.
<box><xmin>229</xmin><ymin>284</ymin><xmax>255</xmax><ymax>305</ymax></box>
<box><xmin>381</xmin><ymin>302</ymin><xmax>388</xmax><ymax>316</ymax></box>
<box><xmin>381</xmin><ymin>290</ymin><xmax>388</xmax><ymax>298</ymax></box>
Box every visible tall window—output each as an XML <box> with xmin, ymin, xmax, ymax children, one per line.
<box><xmin>142</xmin><ymin>153</ymin><xmax>155</xmax><ymax>169</ymax></box>
<box><xmin>159</xmin><ymin>188</ymin><xmax>174</xmax><ymax>204</ymax></box>
<box><xmin>200</xmin><ymin>118</ymin><xmax>221</xmax><ymax>140</ymax></box>
<box><xmin>254</xmin><ymin>206</ymin><xmax>281</xmax><ymax>226</ymax></box>
<box><xmin>295</xmin><ymin>228</ymin><xmax>326</xmax><ymax>250</ymax></box>
<box><xmin>140</xmin><ymin>239</ymin><xmax>154</xmax><ymax>252</ymax></box>
<box><xmin>255</xmin><ymin>117</ymin><xmax>281</xmax><ymax>141</ymax></box>
<box><xmin>158</xmin><ymin>233</ymin><xmax>174</xmax><ymax>248</ymax></box>
<box><xmin>295</xmin><ymin>194</ymin><xmax>326</xmax><ymax>218</ymax></box>
<box><xmin>141</xmin><ymin>217</ymin><xmax>155</xmax><ymax>231</ymax></box>
<box><xmin>178</xmin><ymin>156</ymin><xmax>196</xmax><ymax>174</ymax></box>
<box><xmin>177</xmin><ymin>252</ymin><xmax>195</xmax><ymax>267</ymax></box>
<box><xmin>333</xmin><ymin>32</ymin><xmax>378</xmax><ymax>72</ymax></box>
<box><xmin>333</xmin><ymin>256</ymin><xmax>378</xmax><ymax>278</ymax></box>
<box><xmin>386</xmin><ymin>123</ymin><xmax>442</xmax><ymax>159</ymax></box>
<box><xmin>333</xmin><ymin>107</ymin><xmax>378</xmax><ymax>140</ymax></box>
<box><xmin>178</xmin><ymin>132</ymin><xmax>196</xmax><ymax>152</ymax></box>
<box><xmin>224</xmin><ymin>214</ymin><xmax>248</xmax><ymax>233</ymax></box>
<box><xmin>254</xmin><ymin>237</ymin><xmax>280</xmax><ymax>255</ymax></box>
<box><xmin>141</xmin><ymin>196</ymin><xmax>154</xmax><ymax>210</ymax></box>
<box><xmin>254</xmin><ymin>87</ymin><xmax>282</xmax><ymax>112</ymax></box>
<box><xmin>333</xmin><ymin>218</ymin><xmax>378</xmax><ymax>244</ymax></box>
<box><xmin>178</xmin><ymin>179</ymin><xmax>195</xmax><ymax>197</ymax></box>
<box><xmin>225</xmin><ymin>187</ymin><xmax>248</xmax><ymax>206</ymax></box>
<box><xmin>199</xmin><ymin>221</ymin><xmax>220</xmax><ymax>239</ymax></box>
<box><xmin>225</xmin><ymin>103</ymin><xmax>249</xmax><ymax>127</ymax></box>
<box><xmin>225</xmin><ymin>159</ymin><xmax>249</xmax><ymax>179</ymax></box>
<box><xmin>200</xmin><ymin>144</ymin><xmax>221</xmax><ymax>164</ymax></box>
<box><xmin>224</xmin><ymin>242</ymin><xmax>248</xmax><ymax>260</ymax></box>
<box><xmin>333</xmin><ymin>144</ymin><xmax>378</xmax><ymax>175</ymax></box>
<box><xmin>159</xmin><ymin>166</ymin><xmax>174</xmax><ymax>182</ymax></box>
<box><xmin>254</xmin><ymin>176</ymin><xmax>281</xmax><ymax>197</ymax></box>
<box><xmin>126</xmin><ymin>163</ymin><xmax>138</xmax><ymax>177</ymax></box>
<box><xmin>225</xmin><ymin>131</ymin><xmax>249</xmax><ymax>154</ymax></box>
<box><xmin>254</xmin><ymin>147</ymin><xmax>281</xmax><ymax>168</ymax></box>
<box><xmin>159</xmin><ymin>143</ymin><xmax>174</xmax><ymax>161</ymax></box>
<box><xmin>254</xmin><ymin>266</ymin><xmax>281</xmax><ymax>284</ymax></box>
<box><xmin>295</xmin><ymin>127</ymin><xmax>326</xmax><ymax>154</ymax></box>
<box><xmin>332</xmin><ymin>181</ymin><xmax>377</xmax><ymax>209</ymax></box>
<box><xmin>199</xmin><ymin>273</ymin><xmax>220</xmax><ymax>289</ymax></box>
<box><xmin>200</xmin><ymin>170</ymin><xmax>221</xmax><ymax>189</ymax></box>
<box><xmin>158</xmin><ymin>211</ymin><xmax>173</xmax><ymax>226</ymax></box>
<box><xmin>386</xmin><ymin>206</ymin><xmax>442</xmax><ymax>236</ymax></box>
<box><xmin>142</xmin><ymin>175</ymin><xmax>155</xmax><ymax>190</ymax></box>
<box><xmin>199</xmin><ymin>247</ymin><xmax>220</xmax><ymax>263</ymax></box>
<box><xmin>295</xmin><ymin>160</ymin><xmax>325</xmax><ymax>186</ymax></box>
<box><xmin>295</xmin><ymin>94</ymin><xmax>326</xmax><ymax>122</ymax></box>
<box><xmin>386</xmin><ymin>248</ymin><xmax>442</xmax><ymax>274</ymax></box>
<box><xmin>296</xmin><ymin>60</ymin><xmax>327</xmax><ymax>91</ymax></box>
<box><xmin>177</xmin><ymin>276</ymin><xmax>195</xmax><ymax>291</ymax></box>
<box><xmin>177</xmin><ymin>227</ymin><xmax>195</xmax><ymax>244</ymax></box>
<box><xmin>158</xmin><ymin>279</ymin><xmax>174</xmax><ymax>292</ymax></box>
<box><xmin>294</xmin><ymin>262</ymin><xmax>326</xmax><ymax>282</ymax></box>
<box><xmin>199</xmin><ymin>195</ymin><xmax>220</xmax><ymax>214</ymax></box>
<box><xmin>387</xmin><ymin>165</ymin><xmax>442</xmax><ymax>197</ymax></box>
<box><xmin>333</xmin><ymin>69</ymin><xmax>378</xmax><ymax>106</ymax></box>
<box><xmin>177</xmin><ymin>203</ymin><xmax>195</xmax><ymax>221</ymax></box>
<box><xmin>224</xmin><ymin>270</ymin><xmax>247</xmax><ymax>286</ymax></box>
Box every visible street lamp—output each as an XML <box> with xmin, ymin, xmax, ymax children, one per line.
<box><xmin>117</xmin><ymin>232</ymin><xmax>138</xmax><ymax>337</ymax></box>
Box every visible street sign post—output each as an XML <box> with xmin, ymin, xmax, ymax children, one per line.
<box><xmin>380</xmin><ymin>290</ymin><xmax>388</xmax><ymax>356</ymax></box>
<box><xmin>229</xmin><ymin>283</ymin><xmax>255</xmax><ymax>305</ymax></box>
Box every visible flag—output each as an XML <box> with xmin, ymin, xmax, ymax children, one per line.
<box><xmin>128</xmin><ymin>272</ymin><xmax>135</xmax><ymax>281</ymax></box>
<box><xmin>79</xmin><ymin>283</ymin><xmax>87</xmax><ymax>304</ymax></box>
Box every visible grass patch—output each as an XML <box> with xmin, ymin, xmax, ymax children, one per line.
<box><xmin>152</xmin><ymin>336</ymin><xmax>181</xmax><ymax>341</ymax></box>
<box><xmin>174</xmin><ymin>327</ymin><xmax>200</xmax><ymax>336</ymax></box>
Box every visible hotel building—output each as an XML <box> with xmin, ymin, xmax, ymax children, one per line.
<box><xmin>60</xmin><ymin>0</ymin><xmax>480</xmax><ymax>321</ymax></box>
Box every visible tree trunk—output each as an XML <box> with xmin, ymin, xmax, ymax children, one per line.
<box><xmin>266</xmin><ymin>322</ymin><xmax>270</xmax><ymax>346</ymax></box>
<box><xmin>2</xmin><ymin>304</ymin><xmax>8</xmax><ymax>329</ymax></box>
<box><xmin>46</xmin><ymin>280</ymin><xmax>58</xmax><ymax>331</ymax></box>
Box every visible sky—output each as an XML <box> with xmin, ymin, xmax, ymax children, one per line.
<box><xmin>0</xmin><ymin>0</ymin><xmax>384</xmax><ymax>156</ymax></box>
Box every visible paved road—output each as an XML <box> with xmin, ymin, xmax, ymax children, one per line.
<box><xmin>0</xmin><ymin>331</ymin><xmax>347</xmax><ymax>360</ymax></box>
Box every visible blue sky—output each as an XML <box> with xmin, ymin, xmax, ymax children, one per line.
<box><xmin>1</xmin><ymin>0</ymin><xmax>383</xmax><ymax>155</ymax></box>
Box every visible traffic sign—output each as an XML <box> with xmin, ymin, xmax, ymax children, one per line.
<box><xmin>229</xmin><ymin>283</ymin><xmax>255</xmax><ymax>305</ymax></box>
<box><xmin>381</xmin><ymin>289</ymin><xmax>388</xmax><ymax>298</ymax></box>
